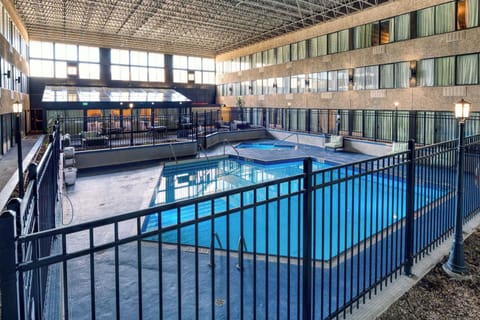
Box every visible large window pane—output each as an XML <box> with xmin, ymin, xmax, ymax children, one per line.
<box><xmin>30</xmin><ymin>41</ymin><xmax>53</xmax><ymax>59</ymax></box>
<box><xmin>131</xmin><ymin>66</ymin><xmax>148</xmax><ymax>81</ymax></box>
<box><xmin>328</xmin><ymin>33</ymin><xmax>337</xmax><ymax>54</ymax></box>
<box><xmin>79</xmin><ymin>46</ymin><xmax>99</xmax><ymax>62</ymax></box>
<box><xmin>149</xmin><ymin>53</ymin><xmax>164</xmax><ymax>67</ymax></box>
<box><xmin>328</xmin><ymin>71</ymin><xmax>337</xmax><ymax>91</ymax></box>
<box><xmin>188</xmin><ymin>56</ymin><xmax>202</xmax><ymax>69</ymax></box>
<box><xmin>298</xmin><ymin>41</ymin><xmax>306</xmax><ymax>60</ymax></box>
<box><xmin>130</xmin><ymin>50</ymin><xmax>148</xmax><ymax>66</ymax></box>
<box><xmin>173</xmin><ymin>55</ymin><xmax>188</xmax><ymax>69</ymax></box>
<box><xmin>55</xmin><ymin>43</ymin><xmax>77</xmax><ymax>61</ymax></box>
<box><xmin>395</xmin><ymin>62</ymin><xmax>410</xmax><ymax>88</ymax></box>
<box><xmin>354</xmin><ymin>67</ymin><xmax>365</xmax><ymax>90</ymax></box>
<box><xmin>337</xmin><ymin>69</ymin><xmax>349</xmax><ymax>91</ymax></box>
<box><xmin>434</xmin><ymin>56</ymin><xmax>455</xmax><ymax>86</ymax></box>
<box><xmin>418</xmin><ymin>59</ymin><xmax>434</xmax><ymax>86</ymax></box>
<box><xmin>111</xmin><ymin>65</ymin><xmax>129</xmax><ymax>80</ymax></box>
<box><xmin>380</xmin><ymin>64</ymin><xmax>394</xmax><ymax>89</ymax></box>
<box><xmin>111</xmin><ymin>49</ymin><xmax>128</xmax><ymax>64</ymax></box>
<box><xmin>435</xmin><ymin>2</ymin><xmax>455</xmax><ymax>34</ymax></box>
<box><xmin>149</xmin><ymin>68</ymin><xmax>165</xmax><ymax>82</ymax></box>
<box><xmin>79</xmin><ymin>63</ymin><xmax>99</xmax><ymax>79</ymax></box>
<box><xmin>338</xmin><ymin>29</ymin><xmax>349</xmax><ymax>52</ymax></box>
<box><xmin>456</xmin><ymin>54</ymin><xmax>478</xmax><ymax>84</ymax></box>
<box><xmin>30</xmin><ymin>59</ymin><xmax>54</xmax><ymax>77</ymax></box>
<box><xmin>417</xmin><ymin>7</ymin><xmax>435</xmax><ymax>37</ymax></box>
<box><xmin>309</xmin><ymin>38</ymin><xmax>318</xmax><ymax>57</ymax></box>
<box><xmin>318</xmin><ymin>35</ymin><xmax>327</xmax><ymax>56</ymax></box>
<box><xmin>395</xmin><ymin>14</ymin><xmax>411</xmax><ymax>41</ymax></box>
<box><xmin>365</xmin><ymin>66</ymin><xmax>379</xmax><ymax>89</ymax></box>
<box><xmin>173</xmin><ymin>69</ymin><xmax>188</xmax><ymax>83</ymax></box>
<box><xmin>318</xmin><ymin>72</ymin><xmax>328</xmax><ymax>92</ymax></box>
<box><xmin>55</xmin><ymin>61</ymin><xmax>67</xmax><ymax>78</ymax></box>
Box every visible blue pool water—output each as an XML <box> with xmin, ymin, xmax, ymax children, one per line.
<box><xmin>235</xmin><ymin>142</ymin><xmax>296</xmax><ymax>150</ymax></box>
<box><xmin>142</xmin><ymin>157</ymin><xmax>447</xmax><ymax>260</ymax></box>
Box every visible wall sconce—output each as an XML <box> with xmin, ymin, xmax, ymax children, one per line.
<box><xmin>248</xmin><ymin>85</ymin><xmax>253</xmax><ymax>94</ymax></box>
<box><xmin>273</xmin><ymin>83</ymin><xmax>277</xmax><ymax>88</ymax></box>
<box><xmin>16</xmin><ymin>76</ymin><xmax>21</xmax><ymax>83</ymax></box>
<box><xmin>228</xmin><ymin>87</ymin><xmax>233</xmax><ymax>92</ymax></box>
<box><xmin>305</xmin><ymin>79</ymin><xmax>310</xmax><ymax>87</ymax></box>
<box><xmin>410</xmin><ymin>61</ymin><xmax>417</xmax><ymax>78</ymax></box>
<box><xmin>3</xmin><ymin>70</ymin><xmax>11</xmax><ymax>78</ymax></box>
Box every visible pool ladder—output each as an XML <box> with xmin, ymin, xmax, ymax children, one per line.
<box><xmin>209</xmin><ymin>233</ymin><xmax>247</xmax><ymax>271</ymax></box>
<box><xmin>223</xmin><ymin>139</ymin><xmax>240</xmax><ymax>159</ymax></box>
<box><xmin>274</xmin><ymin>132</ymin><xmax>300</xmax><ymax>150</ymax></box>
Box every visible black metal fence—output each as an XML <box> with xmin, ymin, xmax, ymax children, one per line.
<box><xmin>1</xmin><ymin>132</ymin><xmax>480</xmax><ymax>319</ymax></box>
<box><xmin>51</xmin><ymin>109</ymin><xmax>480</xmax><ymax>152</ymax></box>
<box><xmin>58</xmin><ymin>115</ymin><xmax>196</xmax><ymax>151</ymax></box>
<box><xmin>0</xmin><ymin>121</ymin><xmax>61</xmax><ymax>319</ymax></box>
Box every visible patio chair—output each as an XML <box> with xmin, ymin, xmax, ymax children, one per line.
<box><xmin>325</xmin><ymin>135</ymin><xmax>344</xmax><ymax>151</ymax></box>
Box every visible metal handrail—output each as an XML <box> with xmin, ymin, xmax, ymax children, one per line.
<box><xmin>197</xmin><ymin>143</ymin><xmax>210</xmax><ymax>162</ymax></box>
<box><xmin>223</xmin><ymin>139</ymin><xmax>240</xmax><ymax>159</ymax></box>
<box><xmin>168</xmin><ymin>143</ymin><xmax>177</xmax><ymax>164</ymax></box>
<box><xmin>274</xmin><ymin>132</ymin><xmax>300</xmax><ymax>150</ymax></box>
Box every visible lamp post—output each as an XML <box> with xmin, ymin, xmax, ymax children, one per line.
<box><xmin>443</xmin><ymin>98</ymin><xmax>471</xmax><ymax>276</ymax></box>
<box><xmin>129</xmin><ymin>103</ymin><xmax>134</xmax><ymax>146</ymax></box>
<box><xmin>13</xmin><ymin>101</ymin><xmax>24</xmax><ymax>198</ymax></box>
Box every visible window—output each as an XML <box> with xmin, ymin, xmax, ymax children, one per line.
<box><xmin>417</xmin><ymin>7</ymin><xmax>435</xmax><ymax>37</ymax></box>
<box><xmin>395</xmin><ymin>62</ymin><xmax>410</xmax><ymax>88</ymax></box>
<box><xmin>328</xmin><ymin>32</ymin><xmax>338</xmax><ymax>54</ymax></box>
<box><xmin>354</xmin><ymin>67</ymin><xmax>366</xmax><ymax>90</ymax></box>
<box><xmin>435</xmin><ymin>56</ymin><xmax>455</xmax><ymax>86</ymax></box>
<box><xmin>456</xmin><ymin>54</ymin><xmax>478</xmax><ymax>84</ymax></box>
<box><xmin>380</xmin><ymin>18</ymin><xmax>394</xmax><ymax>44</ymax></box>
<box><xmin>173</xmin><ymin>69</ymin><xmax>188</xmax><ymax>83</ymax></box>
<box><xmin>318</xmin><ymin>72</ymin><xmax>328</xmax><ymax>92</ymax></box>
<box><xmin>458</xmin><ymin>0</ymin><xmax>479</xmax><ymax>29</ymax></box>
<box><xmin>380</xmin><ymin>64</ymin><xmax>394</xmax><ymax>89</ymax></box>
<box><xmin>435</xmin><ymin>2</ymin><xmax>455</xmax><ymax>34</ymax></box>
<box><xmin>173</xmin><ymin>55</ymin><xmax>188</xmax><ymax>69</ymax></box>
<box><xmin>328</xmin><ymin>71</ymin><xmax>337</xmax><ymax>91</ymax></box>
<box><xmin>79</xmin><ymin>46</ymin><xmax>99</xmax><ymax>62</ymax></box>
<box><xmin>418</xmin><ymin>59</ymin><xmax>434</xmax><ymax>86</ymax></box>
<box><xmin>30</xmin><ymin>59</ymin><xmax>54</xmax><ymax>77</ymax></box>
<box><xmin>79</xmin><ymin>63</ymin><xmax>99</xmax><ymax>79</ymax></box>
<box><xmin>30</xmin><ymin>41</ymin><xmax>53</xmax><ymax>59</ymax></box>
<box><xmin>338</xmin><ymin>30</ymin><xmax>349</xmax><ymax>52</ymax></box>
<box><xmin>337</xmin><ymin>70</ymin><xmax>349</xmax><ymax>91</ymax></box>
<box><xmin>55</xmin><ymin>43</ymin><xmax>77</xmax><ymax>61</ymax></box>
<box><xmin>395</xmin><ymin>13</ymin><xmax>411</xmax><ymax>41</ymax></box>
<box><xmin>298</xmin><ymin>41</ymin><xmax>306</xmax><ymax>60</ymax></box>
<box><xmin>365</xmin><ymin>66</ymin><xmax>379</xmax><ymax>89</ymax></box>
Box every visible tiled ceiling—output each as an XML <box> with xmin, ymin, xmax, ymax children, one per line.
<box><xmin>12</xmin><ymin>0</ymin><xmax>389</xmax><ymax>57</ymax></box>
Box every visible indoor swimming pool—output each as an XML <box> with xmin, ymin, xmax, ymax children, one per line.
<box><xmin>142</xmin><ymin>156</ymin><xmax>448</xmax><ymax>260</ymax></box>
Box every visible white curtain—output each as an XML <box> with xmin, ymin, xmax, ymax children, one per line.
<box><xmin>354</xmin><ymin>67</ymin><xmax>366</xmax><ymax>90</ymax></box>
<box><xmin>395</xmin><ymin>14</ymin><xmax>410</xmax><ymax>41</ymax></box>
<box><xmin>337</xmin><ymin>69</ymin><xmax>349</xmax><ymax>91</ymax></box>
<box><xmin>417</xmin><ymin>7</ymin><xmax>434</xmax><ymax>37</ymax></box>
<box><xmin>365</xmin><ymin>66</ymin><xmax>379</xmax><ymax>90</ymax></box>
<box><xmin>298</xmin><ymin>40</ymin><xmax>306</xmax><ymax>60</ymax></box>
<box><xmin>467</xmin><ymin>0</ymin><xmax>479</xmax><ymax>27</ymax></box>
<box><xmin>435</xmin><ymin>2</ymin><xmax>455</xmax><ymax>34</ymax></box>
<box><xmin>456</xmin><ymin>54</ymin><xmax>478</xmax><ymax>84</ymax></box>
<box><xmin>328</xmin><ymin>71</ymin><xmax>337</xmax><ymax>91</ymax></box>
<box><xmin>434</xmin><ymin>56</ymin><xmax>455</xmax><ymax>86</ymax></box>
<box><xmin>380</xmin><ymin>64</ymin><xmax>394</xmax><ymax>89</ymax></box>
<box><xmin>309</xmin><ymin>38</ymin><xmax>318</xmax><ymax>58</ymax></box>
<box><xmin>318</xmin><ymin>35</ymin><xmax>327</xmax><ymax>56</ymax></box>
<box><xmin>395</xmin><ymin>62</ymin><xmax>410</xmax><ymax>88</ymax></box>
<box><xmin>418</xmin><ymin>59</ymin><xmax>434</xmax><ymax>87</ymax></box>
<box><xmin>328</xmin><ymin>33</ymin><xmax>338</xmax><ymax>54</ymax></box>
<box><xmin>282</xmin><ymin>45</ymin><xmax>290</xmax><ymax>63</ymax></box>
<box><xmin>338</xmin><ymin>29</ymin><xmax>349</xmax><ymax>52</ymax></box>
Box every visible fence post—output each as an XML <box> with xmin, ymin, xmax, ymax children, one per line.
<box><xmin>0</xmin><ymin>210</ymin><xmax>20</xmax><ymax>320</ymax></box>
<box><xmin>302</xmin><ymin>157</ymin><xmax>313</xmax><ymax>319</ymax></box>
<box><xmin>405</xmin><ymin>139</ymin><xmax>416</xmax><ymax>276</ymax></box>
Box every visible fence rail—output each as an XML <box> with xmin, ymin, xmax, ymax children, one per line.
<box><xmin>1</xmin><ymin>131</ymin><xmax>480</xmax><ymax>319</ymax></box>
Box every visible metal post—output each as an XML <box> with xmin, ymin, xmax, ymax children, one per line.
<box><xmin>302</xmin><ymin>157</ymin><xmax>313</xmax><ymax>319</ymax></box>
<box><xmin>0</xmin><ymin>210</ymin><xmax>20</xmax><ymax>320</ymax></box>
<box><xmin>16</xmin><ymin>114</ymin><xmax>24</xmax><ymax>198</ymax></box>
<box><xmin>405</xmin><ymin>139</ymin><xmax>416</xmax><ymax>276</ymax></box>
<box><xmin>130</xmin><ymin>113</ymin><xmax>134</xmax><ymax>146</ymax></box>
<box><xmin>444</xmin><ymin>121</ymin><xmax>469</xmax><ymax>275</ymax></box>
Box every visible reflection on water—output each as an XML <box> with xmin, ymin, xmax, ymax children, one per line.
<box><xmin>154</xmin><ymin>158</ymin><xmax>329</xmax><ymax>204</ymax></box>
